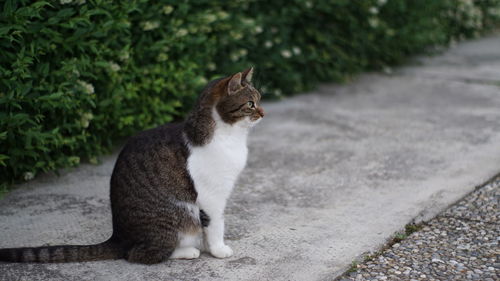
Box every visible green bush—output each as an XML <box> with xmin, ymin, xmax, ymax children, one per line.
<box><xmin>1</xmin><ymin>0</ymin><xmax>499</xmax><ymax>190</ymax></box>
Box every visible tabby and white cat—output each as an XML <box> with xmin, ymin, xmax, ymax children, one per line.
<box><xmin>0</xmin><ymin>68</ymin><xmax>264</xmax><ymax>264</ymax></box>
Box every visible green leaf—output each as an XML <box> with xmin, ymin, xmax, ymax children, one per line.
<box><xmin>0</xmin><ymin>154</ymin><xmax>10</xmax><ymax>167</ymax></box>
<box><xmin>0</xmin><ymin>27</ymin><xmax>12</xmax><ymax>36</ymax></box>
<box><xmin>2</xmin><ymin>0</ymin><xmax>16</xmax><ymax>16</ymax></box>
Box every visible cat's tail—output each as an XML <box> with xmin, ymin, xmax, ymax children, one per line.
<box><xmin>0</xmin><ymin>238</ymin><xmax>124</xmax><ymax>263</ymax></box>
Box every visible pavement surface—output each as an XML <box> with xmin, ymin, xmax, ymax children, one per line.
<box><xmin>1</xmin><ymin>35</ymin><xmax>500</xmax><ymax>281</ymax></box>
<box><xmin>339</xmin><ymin>177</ymin><xmax>499</xmax><ymax>281</ymax></box>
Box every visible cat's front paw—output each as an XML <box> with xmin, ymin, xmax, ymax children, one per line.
<box><xmin>209</xmin><ymin>244</ymin><xmax>233</xmax><ymax>258</ymax></box>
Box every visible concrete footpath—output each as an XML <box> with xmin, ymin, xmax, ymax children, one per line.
<box><xmin>1</xmin><ymin>35</ymin><xmax>500</xmax><ymax>281</ymax></box>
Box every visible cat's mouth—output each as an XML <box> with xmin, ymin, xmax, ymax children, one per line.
<box><xmin>250</xmin><ymin>116</ymin><xmax>263</xmax><ymax>126</ymax></box>
<box><xmin>250</xmin><ymin>107</ymin><xmax>264</xmax><ymax>125</ymax></box>
<box><xmin>257</xmin><ymin>107</ymin><xmax>265</xmax><ymax>118</ymax></box>
<box><xmin>251</xmin><ymin>107</ymin><xmax>265</xmax><ymax>122</ymax></box>
<box><xmin>251</xmin><ymin>114</ymin><xmax>264</xmax><ymax>122</ymax></box>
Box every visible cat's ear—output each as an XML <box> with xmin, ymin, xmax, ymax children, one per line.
<box><xmin>242</xmin><ymin>67</ymin><xmax>254</xmax><ymax>83</ymax></box>
<box><xmin>227</xmin><ymin>72</ymin><xmax>243</xmax><ymax>95</ymax></box>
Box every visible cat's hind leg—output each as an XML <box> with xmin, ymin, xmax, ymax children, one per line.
<box><xmin>127</xmin><ymin>243</ymin><xmax>173</xmax><ymax>264</ymax></box>
<box><xmin>126</xmin><ymin>231</ymin><xmax>177</xmax><ymax>264</ymax></box>
<box><xmin>170</xmin><ymin>232</ymin><xmax>201</xmax><ymax>259</ymax></box>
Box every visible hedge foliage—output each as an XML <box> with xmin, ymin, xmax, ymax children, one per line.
<box><xmin>1</xmin><ymin>0</ymin><xmax>499</xmax><ymax>190</ymax></box>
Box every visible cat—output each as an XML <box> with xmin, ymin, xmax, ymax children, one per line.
<box><xmin>0</xmin><ymin>67</ymin><xmax>264</xmax><ymax>264</ymax></box>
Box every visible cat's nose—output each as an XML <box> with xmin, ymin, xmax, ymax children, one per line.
<box><xmin>257</xmin><ymin>107</ymin><xmax>265</xmax><ymax>117</ymax></box>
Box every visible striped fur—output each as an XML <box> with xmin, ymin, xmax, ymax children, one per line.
<box><xmin>0</xmin><ymin>239</ymin><xmax>123</xmax><ymax>263</ymax></box>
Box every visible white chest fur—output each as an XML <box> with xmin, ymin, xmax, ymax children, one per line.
<box><xmin>187</xmin><ymin>113</ymin><xmax>249</xmax><ymax>204</ymax></box>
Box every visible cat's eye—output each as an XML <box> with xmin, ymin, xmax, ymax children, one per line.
<box><xmin>247</xmin><ymin>101</ymin><xmax>255</xmax><ymax>108</ymax></box>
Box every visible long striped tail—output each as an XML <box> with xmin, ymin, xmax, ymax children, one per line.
<box><xmin>0</xmin><ymin>238</ymin><xmax>124</xmax><ymax>263</ymax></box>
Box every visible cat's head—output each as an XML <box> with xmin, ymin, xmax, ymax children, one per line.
<box><xmin>214</xmin><ymin>67</ymin><xmax>264</xmax><ymax>127</ymax></box>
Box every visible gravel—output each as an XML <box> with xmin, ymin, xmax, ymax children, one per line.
<box><xmin>339</xmin><ymin>177</ymin><xmax>499</xmax><ymax>281</ymax></box>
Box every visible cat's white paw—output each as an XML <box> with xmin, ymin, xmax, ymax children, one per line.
<box><xmin>170</xmin><ymin>247</ymin><xmax>200</xmax><ymax>259</ymax></box>
<box><xmin>209</xmin><ymin>244</ymin><xmax>233</xmax><ymax>258</ymax></box>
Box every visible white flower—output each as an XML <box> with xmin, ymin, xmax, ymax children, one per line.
<box><xmin>157</xmin><ymin>53</ymin><xmax>168</xmax><ymax>62</ymax></box>
<box><xmin>200</xmin><ymin>26</ymin><xmax>212</xmax><ymax>33</ymax></box>
<box><xmin>292</xmin><ymin>47</ymin><xmax>301</xmax><ymax>55</ymax></box>
<box><xmin>264</xmin><ymin>41</ymin><xmax>273</xmax><ymax>48</ymax></box>
<box><xmin>202</xmin><ymin>14</ymin><xmax>217</xmax><ymax>24</ymax></box>
<box><xmin>193</xmin><ymin>76</ymin><xmax>208</xmax><ymax>87</ymax></box>
<box><xmin>305</xmin><ymin>1</ymin><xmax>313</xmax><ymax>8</ymax></box>
<box><xmin>255</xmin><ymin>26</ymin><xmax>263</xmax><ymax>34</ymax></box>
<box><xmin>23</xmin><ymin>172</ymin><xmax>34</xmax><ymax>181</ymax></box>
<box><xmin>368</xmin><ymin>18</ymin><xmax>379</xmax><ymax>28</ymax></box>
<box><xmin>242</xmin><ymin>18</ymin><xmax>255</xmax><ymax>26</ymax></box>
<box><xmin>142</xmin><ymin>21</ymin><xmax>160</xmax><ymax>31</ymax></box>
<box><xmin>281</xmin><ymin>50</ymin><xmax>292</xmax><ymax>58</ymax></box>
<box><xmin>60</xmin><ymin>0</ymin><xmax>72</xmax><ymax>4</ymax></box>
<box><xmin>80</xmin><ymin>112</ymin><xmax>94</xmax><ymax>128</ymax></box>
<box><xmin>176</xmin><ymin>28</ymin><xmax>188</xmax><ymax>37</ymax></box>
<box><xmin>83</xmin><ymin>112</ymin><xmax>93</xmax><ymax>120</ymax></box>
<box><xmin>163</xmin><ymin>5</ymin><xmax>174</xmax><ymax>15</ymax></box>
<box><xmin>119</xmin><ymin>51</ymin><xmax>130</xmax><ymax>61</ymax></box>
<box><xmin>207</xmin><ymin>63</ymin><xmax>216</xmax><ymax>71</ymax></box>
<box><xmin>230</xmin><ymin>53</ymin><xmax>239</xmax><ymax>62</ymax></box>
<box><xmin>77</xmin><ymin>80</ymin><xmax>94</xmax><ymax>94</ymax></box>
<box><xmin>109</xmin><ymin>62</ymin><xmax>120</xmax><ymax>72</ymax></box>
<box><xmin>217</xmin><ymin>11</ymin><xmax>229</xmax><ymax>20</ymax></box>
<box><xmin>239</xmin><ymin>49</ymin><xmax>248</xmax><ymax>56</ymax></box>
<box><xmin>230</xmin><ymin>31</ymin><xmax>243</xmax><ymax>40</ymax></box>
<box><xmin>228</xmin><ymin>49</ymin><xmax>248</xmax><ymax>61</ymax></box>
<box><xmin>369</xmin><ymin>7</ymin><xmax>379</xmax><ymax>15</ymax></box>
